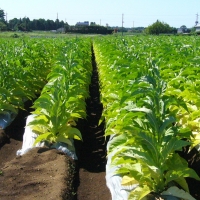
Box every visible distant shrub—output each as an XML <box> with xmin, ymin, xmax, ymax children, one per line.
<box><xmin>11</xmin><ymin>33</ymin><xmax>19</xmax><ymax>38</ymax></box>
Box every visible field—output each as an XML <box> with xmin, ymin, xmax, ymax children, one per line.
<box><xmin>0</xmin><ymin>32</ymin><xmax>200</xmax><ymax>200</ymax></box>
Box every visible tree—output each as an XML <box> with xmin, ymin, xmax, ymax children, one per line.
<box><xmin>45</xmin><ymin>19</ymin><xmax>54</xmax><ymax>30</ymax></box>
<box><xmin>180</xmin><ymin>25</ymin><xmax>188</xmax><ymax>33</ymax></box>
<box><xmin>0</xmin><ymin>21</ymin><xmax>6</xmax><ymax>31</ymax></box>
<box><xmin>8</xmin><ymin>18</ymin><xmax>19</xmax><ymax>30</ymax></box>
<box><xmin>145</xmin><ymin>20</ymin><xmax>174</xmax><ymax>35</ymax></box>
<box><xmin>0</xmin><ymin>8</ymin><xmax>7</xmax><ymax>30</ymax></box>
<box><xmin>0</xmin><ymin>8</ymin><xmax>5</xmax><ymax>22</ymax></box>
<box><xmin>65</xmin><ymin>22</ymin><xmax>70</xmax><ymax>32</ymax></box>
<box><xmin>55</xmin><ymin>19</ymin><xmax>59</xmax><ymax>29</ymax></box>
<box><xmin>90</xmin><ymin>22</ymin><xmax>96</xmax><ymax>26</ymax></box>
<box><xmin>20</xmin><ymin>17</ymin><xmax>31</xmax><ymax>31</ymax></box>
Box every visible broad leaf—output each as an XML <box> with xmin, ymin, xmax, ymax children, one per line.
<box><xmin>128</xmin><ymin>185</ymin><xmax>151</xmax><ymax>200</ymax></box>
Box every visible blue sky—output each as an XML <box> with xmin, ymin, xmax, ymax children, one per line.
<box><xmin>1</xmin><ymin>0</ymin><xmax>199</xmax><ymax>28</ymax></box>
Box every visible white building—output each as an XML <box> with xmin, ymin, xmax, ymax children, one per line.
<box><xmin>75</xmin><ymin>21</ymin><xmax>89</xmax><ymax>26</ymax></box>
<box><xmin>195</xmin><ymin>24</ymin><xmax>200</xmax><ymax>32</ymax></box>
<box><xmin>177</xmin><ymin>28</ymin><xmax>183</xmax><ymax>34</ymax></box>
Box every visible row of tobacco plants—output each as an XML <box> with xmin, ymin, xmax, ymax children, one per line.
<box><xmin>0</xmin><ymin>38</ymin><xmax>55</xmax><ymax>121</ymax></box>
<box><xmin>93</xmin><ymin>35</ymin><xmax>200</xmax><ymax>199</ymax></box>
<box><xmin>0</xmin><ymin>37</ymin><xmax>92</xmax><ymax>148</ymax></box>
<box><xmin>29</xmin><ymin>38</ymin><xmax>92</xmax><ymax>147</ymax></box>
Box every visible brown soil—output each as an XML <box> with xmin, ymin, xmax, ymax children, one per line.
<box><xmin>0</xmin><ymin>101</ymin><xmax>77</xmax><ymax>200</ymax></box>
<box><xmin>0</xmin><ymin>49</ymin><xmax>111</xmax><ymax>200</ymax></box>
<box><xmin>74</xmin><ymin>48</ymin><xmax>111</xmax><ymax>200</ymax></box>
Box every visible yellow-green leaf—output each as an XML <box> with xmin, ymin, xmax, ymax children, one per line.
<box><xmin>121</xmin><ymin>175</ymin><xmax>139</xmax><ymax>186</ymax></box>
<box><xmin>128</xmin><ymin>185</ymin><xmax>151</xmax><ymax>200</ymax></box>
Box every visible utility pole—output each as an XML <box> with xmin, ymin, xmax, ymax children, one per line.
<box><xmin>133</xmin><ymin>21</ymin><xmax>134</xmax><ymax>32</ymax></box>
<box><xmin>56</xmin><ymin>13</ymin><xmax>59</xmax><ymax>29</ymax></box>
<box><xmin>195</xmin><ymin>13</ymin><xmax>199</xmax><ymax>26</ymax></box>
<box><xmin>122</xmin><ymin>13</ymin><xmax>124</xmax><ymax>36</ymax></box>
<box><xmin>24</xmin><ymin>15</ymin><xmax>27</xmax><ymax>31</ymax></box>
<box><xmin>100</xmin><ymin>19</ymin><xmax>101</xmax><ymax>26</ymax></box>
<box><xmin>6</xmin><ymin>13</ymin><xmax>7</xmax><ymax>22</ymax></box>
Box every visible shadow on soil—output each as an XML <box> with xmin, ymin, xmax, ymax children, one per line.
<box><xmin>73</xmin><ymin>47</ymin><xmax>109</xmax><ymax>199</ymax></box>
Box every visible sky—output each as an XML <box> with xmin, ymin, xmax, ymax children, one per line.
<box><xmin>1</xmin><ymin>0</ymin><xmax>200</xmax><ymax>28</ymax></box>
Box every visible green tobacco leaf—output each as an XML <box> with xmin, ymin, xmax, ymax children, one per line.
<box><xmin>178</xmin><ymin>127</ymin><xmax>192</xmax><ymax>138</ymax></box>
<box><xmin>190</xmin><ymin>133</ymin><xmax>200</xmax><ymax>150</ymax></box>
<box><xmin>11</xmin><ymin>87</ymin><xmax>28</xmax><ymax>97</ymax></box>
<box><xmin>60</xmin><ymin>126</ymin><xmax>82</xmax><ymax>141</ymax></box>
<box><xmin>159</xmin><ymin>116</ymin><xmax>176</xmax><ymax>134</ymax></box>
<box><xmin>121</xmin><ymin>175</ymin><xmax>139</xmax><ymax>186</ymax></box>
<box><xmin>28</xmin><ymin>118</ymin><xmax>48</xmax><ymax>127</ymax></box>
<box><xmin>165</xmin><ymin>167</ymin><xmax>200</xmax><ymax>185</ymax></box>
<box><xmin>98</xmin><ymin>115</ymin><xmax>105</xmax><ymax>126</ymax></box>
<box><xmin>8</xmin><ymin>96</ymin><xmax>23</xmax><ymax>107</ymax></box>
<box><xmin>121</xmin><ymin>163</ymin><xmax>142</xmax><ymax>174</ymax></box>
<box><xmin>173</xmin><ymin>177</ymin><xmax>189</xmax><ymax>192</ymax></box>
<box><xmin>55</xmin><ymin>135</ymin><xmax>73</xmax><ymax>146</ymax></box>
<box><xmin>30</xmin><ymin>125</ymin><xmax>49</xmax><ymax>136</ymax></box>
<box><xmin>121</xmin><ymin>149</ymin><xmax>157</xmax><ymax>167</ymax></box>
<box><xmin>131</xmin><ymin>118</ymin><xmax>148</xmax><ymax>131</ymax></box>
<box><xmin>67</xmin><ymin>96</ymin><xmax>79</xmax><ymax>103</ymax></box>
<box><xmin>124</xmin><ymin>163</ymin><xmax>144</xmax><ymax>181</ymax></box>
<box><xmin>0</xmin><ymin>102</ymin><xmax>18</xmax><ymax>114</ymax></box>
<box><xmin>129</xmin><ymin>107</ymin><xmax>159</xmax><ymax>133</ymax></box>
<box><xmin>166</xmin><ymin>153</ymin><xmax>188</xmax><ymax>169</ymax></box>
<box><xmin>70</xmin><ymin>112</ymin><xmax>83</xmax><ymax>119</ymax></box>
<box><xmin>33</xmin><ymin>132</ymin><xmax>52</xmax><ymax>146</ymax></box>
<box><xmin>112</xmin><ymin>155</ymin><xmax>136</xmax><ymax>167</ymax></box>
<box><xmin>138</xmin><ymin>131</ymin><xmax>159</xmax><ymax>164</ymax></box>
<box><xmin>161</xmin><ymin>138</ymin><xmax>190</xmax><ymax>161</ymax></box>
<box><xmin>115</xmin><ymin>166</ymin><xmax>130</xmax><ymax>175</ymax></box>
<box><xmin>110</xmin><ymin>145</ymin><xmax>132</xmax><ymax>162</ymax></box>
<box><xmin>108</xmin><ymin>134</ymin><xmax>127</xmax><ymax>153</ymax></box>
<box><xmin>0</xmin><ymin>88</ymin><xmax>10</xmax><ymax>99</ymax></box>
<box><xmin>33</xmin><ymin>95</ymin><xmax>52</xmax><ymax>111</ymax></box>
<box><xmin>128</xmin><ymin>185</ymin><xmax>151</xmax><ymax>200</ymax></box>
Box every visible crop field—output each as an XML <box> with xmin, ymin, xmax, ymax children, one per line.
<box><xmin>93</xmin><ymin>35</ymin><xmax>200</xmax><ymax>200</ymax></box>
<box><xmin>0</xmin><ymin>34</ymin><xmax>200</xmax><ymax>200</ymax></box>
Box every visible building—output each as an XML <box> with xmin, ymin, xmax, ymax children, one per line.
<box><xmin>75</xmin><ymin>21</ymin><xmax>89</xmax><ymax>26</ymax></box>
<box><xmin>195</xmin><ymin>24</ymin><xmax>200</xmax><ymax>32</ymax></box>
<box><xmin>194</xmin><ymin>13</ymin><xmax>200</xmax><ymax>32</ymax></box>
<box><xmin>57</xmin><ymin>27</ymin><xmax>65</xmax><ymax>33</ymax></box>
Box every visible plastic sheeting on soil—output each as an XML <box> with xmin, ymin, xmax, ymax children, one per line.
<box><xmin>105</xmin><ymin>134</ymin><xmax>195</xmax><ymax>200</ymax></box>
<box><xmin>16</xmin><ymin>114</ymin><xmax>78</xmax><ymax>160</ymax></box>
<box><xmin>0</xmin><ymin>111</ymin><xmax>18</xmax><ymax>129</ymax></box>
<box><xmin>106</xmin><ymin>134</ymin><xmax>138</xmax><ymax>200</ymax></box>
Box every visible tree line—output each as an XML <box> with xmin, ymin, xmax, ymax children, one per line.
<box><xmin>9</xmin><ymin>17</ymin><xmax>65</xmax><ymax>31</ymax></box>
<box><xmin>144</xmin><ymin>20</ymin><xmax>178</xmax><ymax>35</ymax></box>
<box><xmin>0</xmin><ymin>8</ymin><xmax>65</xmax><ymax>31</ymax></box>
<box><xmin>0</xmin><ymin>8</ymin><xmax>113</xmax><ymax>34</ymax></box>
